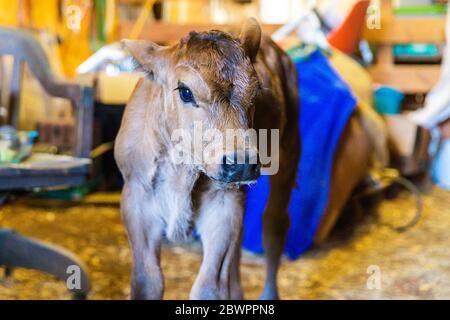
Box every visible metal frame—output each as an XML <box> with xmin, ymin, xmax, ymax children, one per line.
<box><xmin>0</xmin><ymin>27</ymin><xmax>93</xmax><ymax>299</ymax></box>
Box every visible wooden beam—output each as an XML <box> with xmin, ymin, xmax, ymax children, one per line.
<box><xmin>363</xmin><ymin>17</ymin><xmax>446</xmax><ymax>44</ymax></box>
<box><xmin>368</xmin><ymin>64</ymin><xmax>441</xmax><ymax>94</ymax></box>
<box><xmin>119</xmin><ymin>21</ymin><xmax>281</xmax><ymax>43</ymax></box>
<box><xmin>363</xmin><ymin>0</ymin><xmax>446</xmax><ymax>44</ymax></box>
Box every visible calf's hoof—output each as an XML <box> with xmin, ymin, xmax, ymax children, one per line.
<box><xmin>230</xmin><ymin>287</ymin><xmax>244</xmax><ymax>300</ymax></box>
<box><xmin>190</xmin><ymin>287</ymin><xmax>228</xmax><ymax>300</ymax></box>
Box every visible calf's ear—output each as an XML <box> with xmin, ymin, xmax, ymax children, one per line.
<box><xmin>239</xmin><ymin>17</ymin><xmax>262</xmax><ymax>63</ymax></box>
<box><xmin>121</xmin><ymin>39</ymin><xmax>166</xmax><ymax>79</ymax></box>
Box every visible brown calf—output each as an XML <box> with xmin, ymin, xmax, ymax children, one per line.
<box><xmin>115</xmin><ymin>18</ymin><xmax>300</xmax><ymax>300</ymax></box>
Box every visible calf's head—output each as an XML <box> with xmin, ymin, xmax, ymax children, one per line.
<box><xmin>123</xmin><ymin>18</ymin><xmax>263</xmax><ymax>184</ymax></box>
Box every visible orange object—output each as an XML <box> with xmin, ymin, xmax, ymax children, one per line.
<box><xmin>60</xmin><ymin>0</ymin><xmax>93</xmax><ymax>77</ymax></box>
<box><xmin>327</xmin><ymin>0</ymin><xmax>371</xmax><ymax>55</ymax></box>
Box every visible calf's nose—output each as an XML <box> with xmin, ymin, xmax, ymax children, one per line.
<box><xmin>220</xmin><ymin>151</ymin><xmax>260</xmax><ymax>183</ymax></box>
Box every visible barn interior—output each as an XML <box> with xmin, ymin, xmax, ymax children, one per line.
<box><xmin>0</xmin><ymin>0</ymin><xmax>449</xmax><ymax>300</ymax></box>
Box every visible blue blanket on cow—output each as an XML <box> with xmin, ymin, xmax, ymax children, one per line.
<box><xmin>242</xmin><ymin>49</ymin><xmax>357</xmax><ymax>260</ymax></box>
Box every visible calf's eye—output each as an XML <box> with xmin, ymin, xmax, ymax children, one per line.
<box><xmin>178</xmin><ymin>86</ymin><xmax>196</xmax><ymax>105</ymax></box>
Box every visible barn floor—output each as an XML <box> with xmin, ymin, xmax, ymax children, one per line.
<box><xmin>0</xmin><ymin>187</ymin><xmax>449</xmax><ymax>300</ymax></box>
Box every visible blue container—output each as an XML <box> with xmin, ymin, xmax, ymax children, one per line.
<box><xmin>432</xmin><ymin>139</ymin><xmax>450</xmax><ymax>190</ymax></box>
<box><xmin>374</xmin><ymin>86</ymin><xmax>405</xmax><ymax>115</ymax></box>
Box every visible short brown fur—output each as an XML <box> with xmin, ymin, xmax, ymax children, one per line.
<box><xmin>115</xmin><ymin>19</ymin><xmax>300</xmax><ymax>300</ymax></box>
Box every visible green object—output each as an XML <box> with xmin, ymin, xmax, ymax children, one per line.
<box><xmin>287</xmin><ymin>44</ymin><xmax>330</xmax><ymax>62</ymax></box>
<box><xmin>90</xmin><ymin>0</ymin><xmax>106</xmax><ymax>52</ymax></box>
<box><xmin>287</xmin><ymin>44</ymin><xmax>314</xmax><ymax>61</ymax></box>
<box><xmin>33</xmin><ymin>178</ymin><xmax>100</xmax><ymax>201</ymax></box>
<box><xmin>0</xmin><ymin>127</ymin><xmax>38</xmax><ymax>164</ymax></box>
<box><xmin>393</xmin><ymin>44</ymin><xmax>440</xmax><ymax>58</ymax></box>
<box><xmin>395</xmin><ymin>4</ymin><xmax>447</xmax><ymax>16</ymax></box>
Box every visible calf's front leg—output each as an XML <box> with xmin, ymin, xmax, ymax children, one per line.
<box><xmin>121</xmin><ymin>182</ymin><xmax>165</xmax><ymax>300</ymax></box>
<box><xmin>190</xmin><ymin>190</ymin><xmax>244</xmax><ymax>300</ymax></box>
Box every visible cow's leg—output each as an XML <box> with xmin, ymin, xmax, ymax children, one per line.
<box><xmin>260</xmin><ymin>145</ymin><xmax>299</xmax><ymax>300</ymax></box>
<box><xmin>259</xmin><ymin>177</ymin><xmax>291</xmax><ymax>300</ymax></box>
<box><xmin>230</xmin><ymin>230</ymin><xmax>244</xmax><ymax>300</ymax></box>
<box><xmin>190</xmin><ymin>190</ymin><xmax>244</xmax><ymax>300</ymax></box>
<box><xmin>314</xmin><ymin>115</ymin><xmax>372</xmax><ymax>245</ymax></box>
<box><xmin>121</xmin><ymin>182</ymin><xmax>165</xmax><ymax>300</ymax></box>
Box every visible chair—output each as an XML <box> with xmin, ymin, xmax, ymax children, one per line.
<box><xmin>0</xmin><ymin>27</ymin><xmax>93</xmax><ymax>299</ymax></box>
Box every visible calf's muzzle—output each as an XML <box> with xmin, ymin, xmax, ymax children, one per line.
<box><xmin>219</xmin><ymin>150</ymin><xmax>260</xmax><ymax>183</ymax></box>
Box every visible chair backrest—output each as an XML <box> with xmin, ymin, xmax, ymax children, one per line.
<box><xmin>0</xmin><ymin>27</ymin><xmax>93</xmax><ymax>158</ymax></box>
